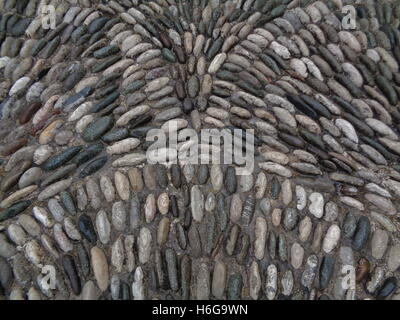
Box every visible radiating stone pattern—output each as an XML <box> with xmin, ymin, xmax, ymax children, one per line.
<box><xmin>0</xmin><ymin>0</ymin><xmax>400</xmax><ymax>300</ymax></box>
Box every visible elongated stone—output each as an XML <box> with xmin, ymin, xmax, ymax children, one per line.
<box><xmin>91</xmin><ymin>247</ymin><xmax>109</xmax><ymax>292</ymax></box>
<box><xmin>54</xmin><ymin>223</ymin><xmax>73</xmax><ymax>253</ymax></box>
<box><xmin>138</xmin><ymin>227</ymin><xmax>152</xmax><ymax>264</ymax></box>
<box><xmin>157</xmin><ymin>217</ymin><xmax>170</xmax><ymax>246</ymax></box>
<box><xmin>80</xmin><ymin>157</ymin><xmax>107</xmax><ymax>178</ymax></box>
<box><xmin>227</xmin><ymin>274</ymin><xmax>242</xmax><ymax>300</ymax></box>
<box><xmin>254</xmin><ymin>217</ymin><xmax>267</xmax><ymax>260</ymax></box>
<box><xmin>165</xmin><ymin>248</ymin><xmax>178</xmax><ymax>292</ymax></box>
<box><xmin>82</xmin><ymin>116</ymin><xmax>114</xmax><ymax>142</ymax></box>
<box><xmin>241</xmin><ymin>195</ymin><xmax>255</xmax><ymax>226</ymax></box>
<box><xmin>41</xmin><ymin>164</ymin><xmax>76</xmax><ymax>188</ymax></box>
<box><xmin>352</xmin><ymin>216</ymin><xmax>370</xmax><ymax>251</ymax></box>
<box><xmin>42</xmin><ymin>146</ymin><xmax>82</xmax><ymax>171</ymax></box>
<box><xmin>224</xmin><ymin>167</ymin><xmax>237</xmax><ymax>195</ymax></box>
<box><xmin>73</xmin><ymin>142</ymin><xmax>104</xmax><ymax>166</ymax></box>
<box><xmin>96</xmin><ymin>210</ymin><xmax>111</xmax><ymax>245</ymax></box>
<box><xmin>79</xmin><ymin>214</ymin><xmax>97</xmax><ymax>245</ymax></box>
<box><xmin>60</xmin><ymin>191</ymin><xmax>76</xmax><ymax>216</ymax></box>
<box><xmin>322</xmin><ymin>224</ymin><xmax>341</xmax><ymax>253</ymax></box>
<box><xmin>62</xmin><ymin>255</ymin><xmax>81</xmax><ymax>295</ymax></box>
<box><xmin>0</xmin><ymin>200</ymin><xmax>31</xmax><ymax>222</ymax></box>
<box><xmin>319</xmin><ymin>255</ymin><xmax>335</xmax><ymax>290</ymax></box>
<box><xmin>301</xmin><ymin>255</ymin><xmax>318</xmax><ymax>289</ymax></box>
<box><xmin>86</xmin><ymin>178</ymin><xmax>102</xmax><ymax>210</ymax></box>
<box><xmin>191</xmin><ymin>185</ymin><xmax>204</xmax><ymax>222</ymax></box>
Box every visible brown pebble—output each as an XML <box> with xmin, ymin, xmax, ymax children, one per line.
<box><xmin>0</xmin><ymin>139</ymin><xmax>28</xmax><ymax>157</ymax></box>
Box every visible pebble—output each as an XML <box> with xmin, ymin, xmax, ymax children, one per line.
<box><xmin>301</xmin><ymin>255</ymin><xmax>318</xmax><ymax>289</ymax></box>
<box><xmin>371</xmin><ymin>230</ymin><xmax>389</xmax><ymax>260</ymax></box>
<box><xmin>352</xmin><ymin>216</ymin><xmax>371</xmax><ymax>251</ymax></box>
<box><xmin>111</xmin><ymin>237</ymin><xmax>124</xmax><ymax>273</ymax></box>
<box><xmin>107</xmin><ymin>138</ymin><xmax>140</xmax><ymax>155</ymax></box>
<box><xmin>249</xmin><ymin>261</ymin><xmax>261</xmax><ymax>300</ymax></box>
<box><xmin>254</xmin><ymin>217</ymin><xmax>267</xmax><ymax>260</ymax></box>
<box><xmin>90</xmin><ymin>247</ymin><xmax>109</xmax><ymax>292</ymax></box>
<box><xmin>265</xmin><ymin>264</ymin><xmax>278</xmax><ymax>300</ymax></box>
<box><xmin>283</xmin><ymin>208</ymin><xmax>298</xmax><ymax>231</ymax></box>
<box><xmin>114</xmin><ymin>171</ymin><xmax>130</xmax><ymax>201</ymax></box>
<box><xmin>196</xmin><ymin>263</ymin><xmax>210</xmax><ymax>300</ymax></box>
<box><xmin>138</xmin><ymin>227</ymin><xmax>152</xmax><ymax>264</ymax></box>
<box><xmin>212</xmin><ymin>260</ymin><xmax>226</xmax><ymax>299</ymax></box>
<box><xmin>387</xmin><ymin>245</ymin><xmax>400</xmax><ymax>272</ymax></box>
<box><xmin>96</xmin><ymin>210</ymin><xmax>111</xmax><ymax>245</ymax></box>
<box><xmin>296</xmin><ymin>186</ymin><xmax>307</xmax><ymax>210</ymax></box>
<box><xmin>112</xmin><ymin>201</ymin><xmax>127</xmax><ymax>231</ymax></box>
<box><xmin>0</xmin><ymin>0</ymin><xmax>399</xmax><ymax>301</ymax></box>
<box><xmin>191</xmin><ymin>186</ymin><xmax>204</xmax><ymax>222</ymax></box>
<box><xmin>100</xmin><ymin>176</ymin><xmax>115</xmax><ymax>202</ymax></box>
<box><xmin>308</xmin><ymin>192</ymin><xmax>324</xmax><ymax>218</ymax></box>
<box><xmin>291</xmin><ymin>242</ymin><xmax>304</xmax><ymax>269</ymax></box>
<box><xmin>299</xmin><ymin>216</ymin><xmax>312</xmax><ymax>242</ymax></box>
<box><xmin>54</xmin><ymin>223</ymin><xmax>73</xmax><ymax>253</ymax></box>
<box><xmin>322</xmin><ymin>224</ymin><xmax>341</xmax><ymax>253</ymax></box>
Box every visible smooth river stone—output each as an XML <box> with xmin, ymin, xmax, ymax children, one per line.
<box><xmin>111</xmin><ymin>237</ymin><xmax>124</xmax><ymax>273</ymax></box>
<box><xmin>291</xmin><ymin>242</ymin><xmax>304</xmax><ymax>269</ymax></box>
<box><xmin>371</xmin><ymin>229</ymin><xmax>389</xmax><ymax>260</ymax></box>
<box><xmin>301</xmin><ymin>255</ymin><xmax>318</xmax><ymax>289</ymax></box>
<box><xmin>128</xmin><ymin>168</ymin><xmax>144</xmax><ymax>192</ymax></box>
<box><xmin>324</xmin><ymin>201</ymin><xmax>339</xmax><ymax>222</ymax></box>
<box><xmin>191</xmin><ymin>185</ymin><xmax>204</xmax><ymax>222</ymax></box>
<box><xmin>296</xmin><ymin>185</ymin><xmax>307</xmax><ymax>210</ymax></box>
<box><xmin>387</xmin><ymin>245</ymin><xmax>400</xmax><ymax>271</ymax></box>
<box><xmin>254</xmin><ymin>217</ymin><xmax>267</xmax><ymax>260</ymax></box>
<box><xmin>322</xmin><ymin>224</ymin><xmax>341</xmax><ymax>253</ymax></box>
<box><xmin>91</xmin><ymin>247</ymin><xmax>109</xmax><ymax>292</ymax></box>
<box><xmin>210</xmin><ymin>165</ymin><xmax>223</xmax><ymax>191</ymax></box>
<box><xmin>81</xmin><ymin>281</ymin><xmax>101</xmax><ymax>300</ymax></box>
<box><xmin>144</xmin><ymin>194</ymin><xmax>156</xmax><ymax>223</ymax></box>
<box><xmin>196</xmin><ymin>263</ymin><xmax>210</xmax><ymax>300</ymax></box>
<box><xmin>100</xmin><ymin>176</ymin><xmax>115</xmax><ymax>202</ymax></box>
<box><xmin>86</xmin><ymin>178</ymin><xmax>102</xmax><ymax>210</ymax></box>
<box><xmin>96</xmin><ymin>210</ymin><xmax>111</xmax><ymax>244</ymax></box>
<box><xmin>114</xmin><ymin>171</ymin><xmax>130</xmax><ymax>201</ymax></box>
<box><xmin>112</xmin><ymin>201</ymin><xmax>127</xmax><ymax>231</ymax></box>
<box><xmin>53</xmin><ymin>223</ymin><xmax>73</xmax><ymax>253</ymax></box>
<box><xmin>138</xmin><ymin>227</ymin><xmax>152</xmax><ymax>264</ymax></box>
<box><xmin>283</xmin><ymin>208</ymin><xmax>298</xmax><ymax>231</ymax></box>
<box><xmin>230</xmin><ymin>194</ymin><xmax>242</xmax><ymax>222</ymax></box>
<box><xmin>238</xmin><ymin>173</ymin><xmax>253</xmax><ymax>193</ymax></box>
<box><xmin>47</xmin><ymin>199</ymin><xmax>65</xmax><ymax>222</ymax></box>
<box><xmin>298</xmin><ymin>216</ymin><xmax>312</xmax><ymax>242</ymax></box>
<box><xmin>157</xmin><ymin>193</ymin><xmax>169</xmax><ymax>215</ymax></box>
<box><xmin>309</xmin><ymin>192</ymin><xmax>324</xmax><ymax>218</ymax></box>
<box><xmin>265</xmin><ymin>264</ymin><xmax>278</xmax><ymax>300</ymax></box>
<box><xmin>281</xmin><ymin>179</ymin><xmax>293</xmax><ymax>205</ymax></box>
<box><xmin>212</xmin><ymin>260</ymin><xmax>227</xmax><ymax>299</ymax></box>
<box><xmin>255</xmin><ymin>172</ymin><xmax>267</xmax><ymax>199</ymax></box>
<box><xmin>18</xmin><ymin>167</ymin><xmax>42</xmax><ymax>188</ymax></box>
<box><xmin>249</xmin><ymin>261</ymin><xmax>261</xmax><ymax>300</ymax></box>
<box><xmin>157</xmin><ymin>217</ymin><xmax>170</xmax><ymax>246</ymax></box>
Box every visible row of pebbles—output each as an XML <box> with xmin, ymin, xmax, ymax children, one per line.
<box><xmin>0</xmin><ymin>0</ymin><xmax>400</xmax><ymax>300</ymax></box>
